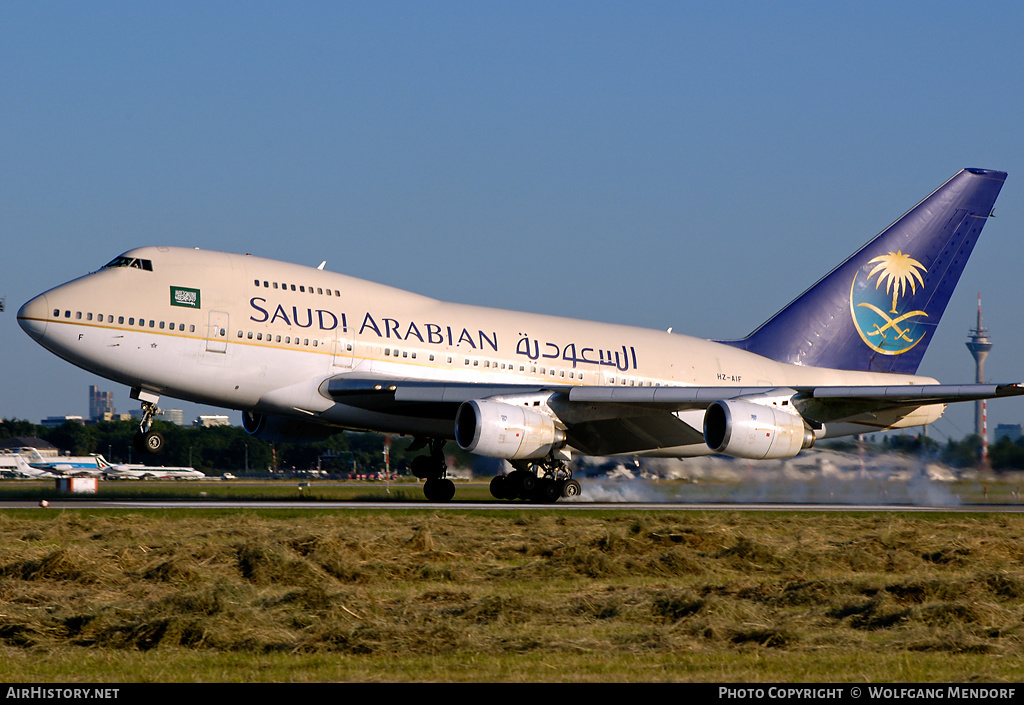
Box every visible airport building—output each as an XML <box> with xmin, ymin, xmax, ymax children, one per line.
<box><xmin>129</xmin><ymin>407</ymin><xmax>186</xmax><ymax>426</ymax></box>
<box><xmin>0</xmin><ymin>437</ymin><xmax>59</xmax><ymax>457</ymax></box>
<box><xmin>194</xmin><ymin>415</ymin><xmax>231</xmax><ymax>428</ymax></box>
<box><xmin>995</xmin><ymin>424</ymin><xmax>1024</xmax><ymax>443</ymax></box>
<box><xmin>88</xmin><ymin>385</ymin><xmax>115</xmax><ymax>421</ymax></box>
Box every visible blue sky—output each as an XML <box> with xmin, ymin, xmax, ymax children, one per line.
<box><xmin>2</xmin><ymin>1</ymin><xmax>1023</xmax><ymax>443</ymax></box>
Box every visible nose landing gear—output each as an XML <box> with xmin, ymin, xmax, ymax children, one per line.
<box><xmin>131</xmin><ymin>388</ymin><xmax>164</xmax><ymax>455</ymax></box>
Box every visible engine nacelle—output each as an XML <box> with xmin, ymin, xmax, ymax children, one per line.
<box><xmin>455</xmin><ymin>400</ymin><xmax>566</xmax><ymax>459</ymax></box>
<box><xmin>242</xmin><ymin>412</ymin><xmax>335</xmax><ymax>443</ymax></box>
<box><xmin>703</xmin><ymin>398</ymin><xmax>815</xmax><ymax>460</ymax></box>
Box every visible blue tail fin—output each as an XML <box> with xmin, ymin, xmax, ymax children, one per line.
<box><xmin>722</xmin><ymin>168</ymin><xmax>1007</xmax><ymax>374</ymax></box>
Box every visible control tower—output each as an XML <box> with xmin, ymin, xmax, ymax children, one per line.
<box><xmin>966</xmin><ymin>294</ymin><xmax>993</xmax><ymax>463</ymax></box>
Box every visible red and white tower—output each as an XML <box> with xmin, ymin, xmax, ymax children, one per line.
<box><xmin>966</xmin><ymin>294</ymin><xmax>993</xmax><ymax>467</ymax></box>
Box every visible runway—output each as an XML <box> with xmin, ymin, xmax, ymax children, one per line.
<box><xmin>5</xmin><ymin>499</ymin><xmax>1024</xmax><ymax>512</ymax></box>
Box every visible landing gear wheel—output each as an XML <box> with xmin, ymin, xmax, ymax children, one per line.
<box><xmin>489</xmin><ymin>475</ymin><xmax>508</xmax><ymax>500</ymax></box>
<box><xmin>134</xmin><ymin>430</ymin><xmax>164</xmax><ymax>455</ymax></box>
<box><xmin>561</xmin><ymin>479</ymin><xmax>582</xmax><ymax>498</ymax></box>
<box><xmin>423</xmin><ymin>478</ymin><xmax>456</xmax><ymax>502</ymax></box>
<box><xmin>516</xmin><ymin>470</ymin><xmax>538</xmax><ymax>499</ymax></box>
<box><xmin>410</xmin><ymin>454</ymin><xmax>434</xmax><ymax>479</ymax></box>
<box><xmin>535</xmin><ymin>478</ymin><xmax>562</xmax><ymax>504</ymax></box>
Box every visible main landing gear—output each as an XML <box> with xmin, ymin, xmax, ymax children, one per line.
<box><xmin>489</xmin><ymin>457</ymin><xmax>581</xmax><ymax>503</ymax></box>
<box><xmin>131</xmin><ymin>389</ymin><xmax>164</xmax><ymax>455</ymax></box>
<box><xmin>409</xmin><ymin>438</ymin><xmax>456</xmax><ymax>502</ymax></box>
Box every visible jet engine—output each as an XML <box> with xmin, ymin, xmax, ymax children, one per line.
<box><xmin>455</xmin><ymin>399</ymin><xmax>566</xmax><ymax>459</ymax></box>
<box><xmin>242</xmin><ymin>411</ymin><xmax>335</xmax><ymax>443</ymax></box>
<box><xmin>703</xmin><ymin>398</ymin><xmax>815</xmax><ymax>460</ymax></box>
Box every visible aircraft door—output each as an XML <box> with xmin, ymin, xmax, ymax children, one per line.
<box><xmin>206</xmin><ymin>311</ymin><xmax>230</xmax><ymax>353</ymax></box>
<box><xmin>332</xmin><ymin>330</ymin><xmax>355</xmax><ymax>369</ymax></box>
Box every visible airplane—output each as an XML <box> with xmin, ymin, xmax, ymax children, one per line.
<box><xmin>18</xmin><ymin>448</ymin><xmax>103</xmax><ymax>476</ymax></box>
<box><xmin>17</xmin><ymin>168</ymin><xmax>1024</xmax><ymax>502</ymax></box>
<box><xmin>94</xmin><ymin>456</ymin><xmax>205</xmax><ymax>480</ymax></box>
<box><xmin>0</xmin><ymin>453</ymin><xmax>56</xmax><ymax>479</ymax></box>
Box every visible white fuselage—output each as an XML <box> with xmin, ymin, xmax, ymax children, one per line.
<box><xmin>18</xmin><ymin>246</ymin><xmax>937</xmax><ymax>456</ymax></box>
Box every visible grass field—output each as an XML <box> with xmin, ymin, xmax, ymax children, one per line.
<box><xmin>1</xmin><ymin>496</ymin><xmax>1023</xmax><ymax>682</ymax></box>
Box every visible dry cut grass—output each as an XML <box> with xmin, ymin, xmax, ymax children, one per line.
<box><xmin>0</xmin><ymin>508</ymin><xmax>1023</xmax><ymax>682</ymax></box>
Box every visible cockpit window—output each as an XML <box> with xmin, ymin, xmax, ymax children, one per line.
<box><xmin>104</xmin><ymin>256</ymin><xmax>153</xmax><ymax>271</ymax></box>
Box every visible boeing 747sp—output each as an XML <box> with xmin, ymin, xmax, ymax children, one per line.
<box><xmin>18</xmin><ymin>168</ymin><xmax>1023</xmax><ymax>501</ymax></box>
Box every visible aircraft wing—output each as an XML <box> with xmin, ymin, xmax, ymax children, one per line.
<box><xmin>569</xmin><ymin>382</ymin><xmax>1024</xmax><ymax>407</ymax></box>
<box><xmin>330</xmin><ymin>376</ymin><xmax>1024</xmax><ymax>411</ymax></box>
<box><xmin>324</xmin><ymin>376</ymin><xmax>1024</xmax><ymax>457</ymax></box>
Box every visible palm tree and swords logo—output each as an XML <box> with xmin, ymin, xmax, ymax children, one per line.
<box><xmin>850</xmin><ymin>250</ymin><xmax>929</xmax><ymax>355</ymax></box>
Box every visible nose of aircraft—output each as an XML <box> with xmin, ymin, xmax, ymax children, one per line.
<box><xmin>17</xmin><ymin>293</ymin><xmax>49</xmax><ymax>342</ymax></box>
